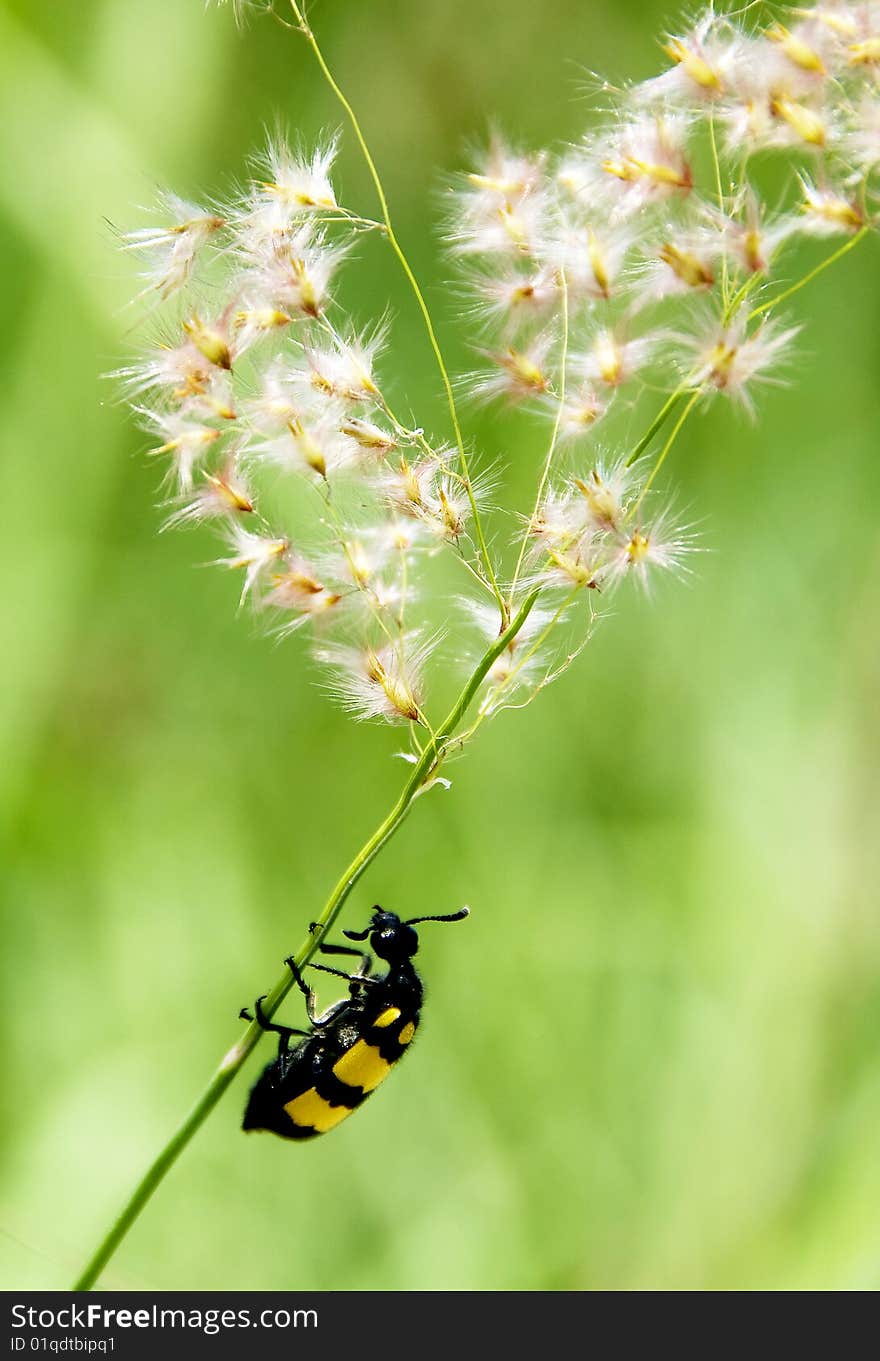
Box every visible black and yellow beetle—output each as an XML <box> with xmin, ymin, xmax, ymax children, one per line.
<box><xmin>241</xmin><ymin>905</ymin><xmax>468</xmax><ymax>1139</ymax></box>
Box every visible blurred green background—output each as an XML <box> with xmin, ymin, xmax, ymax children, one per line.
<box><xmin>2</xmin><ymin>0</ymin><xmax>879</xmax><ymax>1292</ymax></box>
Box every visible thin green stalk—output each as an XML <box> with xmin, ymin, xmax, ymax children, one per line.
<box><xmin>625</xmin><ymin>387</ymin><xmax>688</xmax><ymax>468</ymax></box>
<box><xmin>707</xmin><ymin>113</ymin><xmax>729</xmax><ymax>311</ymax></box>
<box><xmin>288</xmin><ymin>1</ymin><xmax>507</xmax><ymax>623</ymax></box>
<box><xmin>749</xmin><ymin>226</ymin><xmax>869</xmax><ymax>320</ymax></box>
<box><xmin>460</xmin><ymin>584</ymin><xmax>581</xmax><ymax>746</ymax></box>
<box><xmin>635</xmin><ymin>388</ymin><xmax>701</xmax><ymax>511</ymax></box>
<box><xmin>724</xmin><ymin>270</ymin><xmax>762</xmax><ymax>324</ymax></box>
<box><xmin>72</xmin><ymin>589</ymin><xmax>539</xmax><ymax>1292</ymax></box>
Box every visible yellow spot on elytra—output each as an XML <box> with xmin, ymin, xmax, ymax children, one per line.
<box><xmin>398</xmin><ymin>1022</ymin><xmax>416</xmax><ymax>1046</ymax></box>
<box><xmin>333</xmin><ymin>1040</ymin><xmax>393</xmax><ymax>1092</ymax></box>
<box><xmin>374</xmin><ymin>1007</ymin><xmax>402</xmax><ymax>1029</ymax></box>
<box><xmin>284</xmin><ymin>1088</ymin><xmax>351</xmax><ymax>1133</ymax></box>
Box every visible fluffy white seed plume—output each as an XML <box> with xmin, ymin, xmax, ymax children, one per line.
<box><xmin>341</xmin><ymin>416</ymin><xmax>399</xmax><ymax>457</ymax></box>
<box><xmin>543</xmin><ymin>219</ymin><xmax>634</xmax><ymax>301</ymax></box>
<box><xmin>217</xmin><ymin>525</ymin><xmax>290</xmax><ymax>604</ymax></box>
<box><xmin>576</xmin><ymin>329</ymin><xmax>658</xmax><ymax>391</ymax></box>
<box><xmin>117</xmin><ymin>343</ymin><xmax>237</xmax><ymax>421</ymax></box>
<box><xmin>638</xmin><ymin>233</ymin><xmax>719</xmax><ymax>305</ymax></box>
<box><xmin>554</xmin><ymin>383</ymin><xmax>610</xmax><ymax>441</ymax></box>
<box><xmin>259</xmin><ymin>135</ymin><xmax>339</xmax><ymax>214</ymax></box>
<box><xmin>374</xmin><ymin>451</ymin><xmax>476</xmax><ymax>543</ymax></box>
<box><xmin>680</xmin><ymin>311</ymin><xmax>801</xmax><ymax>415</ymax></box>
<box><xmin>471</xmin><ymin>333</ymin><xmax>555</xmax><ymax>404</ymax></box>
<box><xmin>121</xmin><ymin>192</ymin><xmax>224</xmax><ymax>301</ymax></box>
<box><xmin>705</xmin><ymin>190</ymin><xmax>796</xmax><ymax>277</ymax></box>
<box><xmin>449</xmin><ymin>137</ymin><xmax>549</xmax><ymax>259</ymax></box>
<box><xmin>249</xmin><ymin>397</ymin><xmax>357</xmax><ymax>479</ymax></box>
<box><xmin>467</xmin><ymin>265</ymin><xmax>560</xmax><ymax>333</ymax></box>
<box><xmin>262</xmin><ymin>552</ymin><xmax>343</xmax><ymax>632</ymax></box>
<box><xmin>299</xmin><ymin>328</ymin><xmax>384</xmax><ymax>403</ymax></box>
<box><xmin>571</xmin><ymin>458</ymin><xmax>638</xmax><ymax>535</ymax></box>
<box><xmin>237</xmin><ymin>221</ymin><xmax>348</xmax><ymax>319</ymax></box>
<box><xmin>634</xmin><ymin>11</ymin><xmax>740</xmax><ymax>105</ymax></box>
<box><xmin>797</xmin><ymin>176</ymin><xmax>866</xmax><ymax>234</ymax></box>
<box><xmin>141</xmin><ymin>408</ymin><xmax>223</xmax><ymax>490</ymax></box>
<box><xmin>163</xmin><ymin>459</ymin><xmax>255</xmax><ymax>530</ymax></box>
<box><xmin>123</xmin><ymin>0</ymin><xmax>879</xmax><ymax>741</ymax></box>
<box><xmin>315</xmin><ymin>633</ymin><xmax>436</xmax><ymax>724</ymax></box>
<box><xmin>600</xmin><ymin>502</ymin><xmax>696</xmax><ymax>593</ymax></box>
<box><xmin>597</xmin><ymin>115</ymin><xmax>694</xmax><ymax>210</ymax></box>
<box><xmin>846</xmin><ymin>91</ymin><xmax>880</xmax><ymax>171</ymax></box>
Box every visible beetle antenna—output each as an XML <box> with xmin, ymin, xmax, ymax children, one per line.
<box><xmin>404</xmin><ymin>907</ymin><xmax>470</xmax><ymax>927</ymax></box>
<box><xmin>342</xmin><ymin>926</ymin><xmax>371</xmax><ymax>941</ymax></box>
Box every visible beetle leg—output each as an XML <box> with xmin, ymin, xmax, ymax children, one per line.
<box><xmin>240</xmin><ymin>995</ymin><xmax>308</xmax><ymax>1056</ymax></box>
<box><xmin>309</xmin><ymin>962</ymin><xmax>378</xmax><ymax>987</ymax></box>
<box><xmin>318</xmin><ymin>940</ymin><xmax>367</xmax><ymax>958</ymax></box>
<box><xmin>309</xmin><ymin>923</ymin><xmax>372</xmax><ymax>972</ymax></box>
<box><xmin>283</xmin><ymin>956</ymin><xmax>346</xmax><ymax>1028</ymax></box>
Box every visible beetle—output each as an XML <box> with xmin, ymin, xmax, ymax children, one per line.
<box><xmin>241</xmin><ymin>905</ymin><xmax>469</xmax><ymax>1139</ymax></box>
